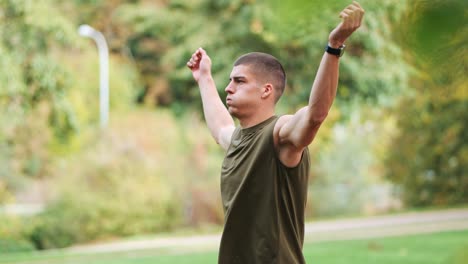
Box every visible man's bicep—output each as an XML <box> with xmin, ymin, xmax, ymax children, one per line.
<box><xmin>218</xmin><ymin>125</ymin><xmax>235</xmax><ymax>150</ymax></box>
<box><xmin>278</xmin><ymin>107</ymin><xmax>320</xmax><ymax>149</ymax></box>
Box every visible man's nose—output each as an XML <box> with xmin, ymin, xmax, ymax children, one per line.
<box><xmin>225</xmin><ymin>82</ymin><xmax>235</xmax><ymax>94</ymax></box>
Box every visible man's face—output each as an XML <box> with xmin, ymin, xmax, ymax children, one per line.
<box><xmin>225</xmin><ymin>64</ymin><xmax>264</xmax><ymax>118</ymax></box>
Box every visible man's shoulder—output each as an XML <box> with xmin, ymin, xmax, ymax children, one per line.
<box><xmin>273</xmin><ymin>114</ymin><xmax>294</xmax><ymax>136</ymax></box>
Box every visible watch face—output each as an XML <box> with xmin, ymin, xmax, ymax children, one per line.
<box><xmin>339</xmin><ymin>46</ymin><xmax>345</xmax><ymax>57</ymax></box>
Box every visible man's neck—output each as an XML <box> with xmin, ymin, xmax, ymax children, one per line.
<box><xmin>238</xmin><ymin>110</ymin><xmax>275</xmax><ymax>129</ymax></box>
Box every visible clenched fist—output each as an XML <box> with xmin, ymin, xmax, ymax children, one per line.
<box><xmin>329</xmin><ymin>1</ymin><xmax>365</xmax><ymax>48</ymax></box>
<box><xmin>187</xmin><ymin>47</ymin><xmax>212</xmax><ymax>82</ymax></box>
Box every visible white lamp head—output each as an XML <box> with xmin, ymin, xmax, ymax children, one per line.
<box><xmin>78</xmin><ymin>24</ymin><xmax>95</xmax><ymax>37</ymax></box>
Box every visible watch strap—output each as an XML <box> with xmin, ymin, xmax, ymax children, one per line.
<box><xmin>325</xmin><ymin>43</ymin><xmax>346</xmax><ymax>57</ymax></box>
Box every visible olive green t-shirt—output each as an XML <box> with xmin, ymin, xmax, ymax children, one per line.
<box><xmin>219</xmin><ymin>115</ymin><xmax>310</xmax><ymax>264</ymax></box>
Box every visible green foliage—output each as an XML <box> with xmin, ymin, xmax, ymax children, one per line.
<box><xmin>309</xmin><ymin>107</ymin><xmax>400</xmax><ymax>217</ymax></box>
<box><xmin>385</xmin><ymin>0</ymin><xmax>468</xmax><ymax>206</ymax></box>
<box><xmin>29</xmin><ymin>204</ymin><xmax>79</xmax><ymax>249</ymax></box>
<box><xmin>387</xmin><ymin>95</ymin><xmax>468</xmax><ymax>206</ymax></box>
<box><xmin>28</xmin><ymin>109</ymin><xmax>223</xmax><ymax>249</ymax></box>
<box><xmin>0</xmin><ymin>238</ymin><xmax>35</xmax><ymax>253</ymax></box>
<box><xmin>107</xmin><ymin>0</ymin><xmax>409</xmax><ymax>114</ymax></box>
<box><xmin>0</xmin><ymin>0</ymin><xmax>78</xmax><ymax>189</ymax></box>
<box><xmin>0</xmin><ymin>215</ymin><xmax>35</xmax><ymax>253</ymax></box>
<box><xmin>0</xmin><ymin>0</ymin><xmax>139</xmax><ymax>199</ymax></box>
<box><xmin>265</xmin><ymin>0</ymin><xmax>410</xmax><ymax>108</ymax></box>
<box><xmin>30</xmin><ymin>190</ymin><xmax>179</xmax><ymax>249</ymax></box>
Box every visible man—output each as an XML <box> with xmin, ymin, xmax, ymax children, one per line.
<box><xmin>187</xmin><ymin>2</ymin><xmax>364</xmax><ymax>263</ymax></box>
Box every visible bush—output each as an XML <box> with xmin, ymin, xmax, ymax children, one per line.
<box><xmin>0</xmin><ymin>238</ymin><xmax>35</xmax><ymax>253</ymax></box>
<box><xmin>0</xmin><ymin>215</ymin><xmax>35</xmax><ymax>253</ymax></box>
<box><xmin>308</xmin><ymin>107</ymin><xmax>401</xmax><ymax>217</ymax></box>
<box><xmin>28</xmin><ymin>109</ymin><xmax>223</xmax><ymax>249</ymax></box>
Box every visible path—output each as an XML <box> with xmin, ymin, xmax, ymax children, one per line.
<box><xmin>68</xmin><ymin>208</ymin><xmax>468</xmax><ymax>254</ymax></box>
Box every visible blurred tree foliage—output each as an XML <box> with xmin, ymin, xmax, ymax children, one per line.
<box><xmin>385</xmin><ymin>0</ymin><xmax>468</xmax><ymax>206</ymax></box>
<box><xmin>29</xmin><ymin>109</ymin><xmax>223</xmax><ymax>249</ymax></box>
<box><xmin>59</xmin><ymin>0</ymin><xmax>408</xmax><ymax>113</ymax></box>
<box><xmin>0</xmin><ymin>0</ymin><xmax>78</xmax><ymax>194</ymax></box>
<box><xmin>263</xmin><ymin>0</ymin><xmax>409</xmax><ymax>109</ymax></box>
<box><xmin>0</xmin><ymin>0</ymin><xmax>79</xmax><ymax>138</ymax></box>
<box><xmin>0</xmin><ymin>0</ymin><xmax>138</xmax><ymax>201</ymax></box>
<box><xmin>0</xmin><ymin>215</ymin><xmax>35</xmax><ymax>252</ymax></box>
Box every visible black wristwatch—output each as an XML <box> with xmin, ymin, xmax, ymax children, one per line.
<box><xmin>325</xmin><ymin>43</ymin><xmax>346</xmax><ymax>57</ymax></box>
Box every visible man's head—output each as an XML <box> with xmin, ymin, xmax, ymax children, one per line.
<box><xmin>233</xmin><ymin>52</ymin><xmax>286</xmax><ymax>103</ymax></box>
<box><xmin>225</xmin><ymin>52</ymin><xmax>286</xmax><ymax>120</ymax></box>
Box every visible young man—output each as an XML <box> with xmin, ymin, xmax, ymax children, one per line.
<box><xmin>187</xmin><ymin>2</ymin><xmax>364</xmax><ymax>263</ymax></box>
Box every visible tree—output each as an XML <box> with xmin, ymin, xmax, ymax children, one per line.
<box><xmin>0</xmin><ymin>0</ymin><xmax>78</xmax><ymax>192</ymax></box>
<box><xmin>93</xmin><ymin>0</ymin><xmax>409</xmax><ymax>116</ymax></box>
<box><xmin>385</xmin><ymin>0</ymin><xmax>468</xmax><ymax>206</ymax></box>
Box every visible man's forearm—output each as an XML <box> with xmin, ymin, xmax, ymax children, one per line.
<box><xmin>198</xmin><ymin>76</ymin><xmax>234</xmax><ymax>144</ymax></box>
<box><xmin>307</xmin><ymin>52</ymin><xmax>340</xmax><ymax>124</ymax></box>
<box><xmin>306</xmin><ymin>0</ymin><xmax>365</xmax><ymax>123</ymax></box>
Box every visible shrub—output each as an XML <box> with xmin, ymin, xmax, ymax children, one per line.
<box><xmin>28</xmin><ymin>109</ymin><xmax>223</xmax><ymax>249</ymax></box>
<box><xmin>0</xmin><ymin>215</ymin><xmax>35</xmax><ymax>253</ymax></box>
<box><xmin>308</xmin><ymin>107</ymin><xmax>401</xmax><ymax>217</ymax></box>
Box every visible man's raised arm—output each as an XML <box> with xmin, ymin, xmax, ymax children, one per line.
<box><xmin>278</xmin><ymin>2</ymin><xmax>365</xmax><ymax>153</ymax></box>
<box><xmin>187</xmin><ymin>48</ymin><xmax>235</xmax><ymax>150</ymax></box>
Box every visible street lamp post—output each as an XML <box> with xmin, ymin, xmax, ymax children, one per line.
<box><xmin>78</xmin><ymin>24</ymin><xmax>109</xmax><ymax>128</ymax></box>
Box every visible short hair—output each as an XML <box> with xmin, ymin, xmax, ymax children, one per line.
<box><xmin>234</xmin><ymin>52</ymin><xmax>286</xmax><ymax>103</ymax></box>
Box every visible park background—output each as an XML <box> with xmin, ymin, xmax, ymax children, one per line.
<box><xmin>0</xmin><ymin>0</ymin><xmax>467</xmax><ymax>262</ymax></box>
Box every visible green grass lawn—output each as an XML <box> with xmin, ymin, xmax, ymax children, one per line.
<box><xmin>0</xmin><ymin>230</ymin><xmax>467</xmax><ymax>264</ymax></box>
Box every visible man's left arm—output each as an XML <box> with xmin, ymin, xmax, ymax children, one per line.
<box><xmin>277</xmin><ymin>2</ymin><xmax>365</xmax><ymax>166</ymax></box>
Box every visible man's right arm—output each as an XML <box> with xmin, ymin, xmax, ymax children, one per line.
<box><xmin>187</xmin><ymin>48</ymin><xmax>235</xmax><ymax>150</ymax></box>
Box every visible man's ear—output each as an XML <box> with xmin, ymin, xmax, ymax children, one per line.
<box><xmin>261</xmin><ymin>83</ymin><xmax>274</xmax><ymax>99</ymax></box>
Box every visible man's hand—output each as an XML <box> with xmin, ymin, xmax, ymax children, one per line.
<box><xmin>329</xmin><ymin>1</ymin><xmax>365</xmax><ymax>47</ymax></box>
<box><xmin>187</xmin><ymin>47</ymin><xmax>212</xmax><ymax>82</ymax></box>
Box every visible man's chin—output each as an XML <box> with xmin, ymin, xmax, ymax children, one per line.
<box><xmin>228</xmin><ymin>107</ymin><xmax>239</xmax><ymax>118</ymax></box>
